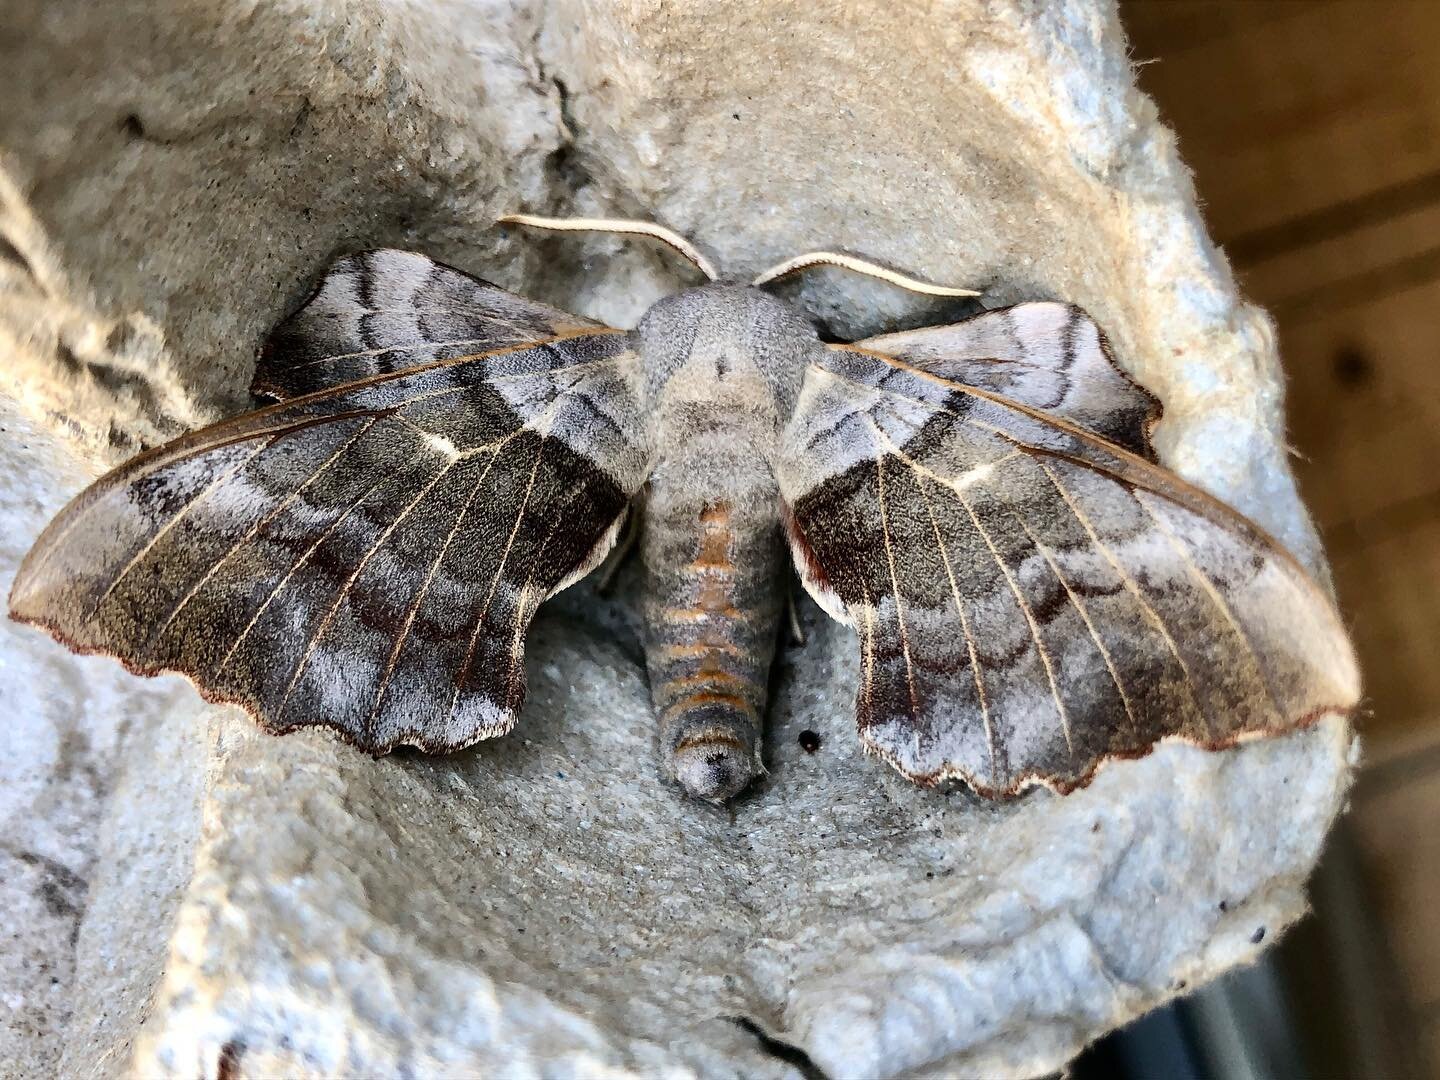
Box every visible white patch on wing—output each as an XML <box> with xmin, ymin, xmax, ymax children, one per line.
<box><xmin>952</xmin><ymin>460</ymin><xmax>996</xmax><ymax>491</ymax></box>
<box><xmin>421</xmin><ymin>431</ymin><xmax>461</xmax><ymax>461</ymax></box>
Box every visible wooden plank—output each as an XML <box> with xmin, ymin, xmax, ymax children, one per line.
<box><xmin>1352</xmin><ymin>766</ymin><xmax>1440</xmax><ymax>1011</ymax></box>
<box><xmin>1237</xmin><ymin>197</ymin><xmax>1440</xmax><ymax>318</ymax></box>
<box><xmin>1329</xmin><ymin>516</ymin><xmax>1440</xmax><ymax>747</ymax></box>
<box><xmin>1120</xmin><ymin>1</ymin><xmax>1311</xmax><ymax>58</ymax></box>
<box><xmin>1123</xmin><ymin>1</ymin><xmax>1440</xmax><ymax>245</ymax></box>
<box><xmin>1282</xmin><ymin>282</ymin><xmax>1440</xmax><ymax>535</ymax></box>
<box><xmin>1280</xmin><ymin>283</ymin><xmax>1440</xmax><ymax>750</ymax></box>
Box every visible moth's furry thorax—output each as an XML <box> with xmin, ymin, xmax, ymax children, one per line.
<box><xmin>635</xmin><ymin>284</ymin><xmax>817</xmax><ymax>416</ymax></box>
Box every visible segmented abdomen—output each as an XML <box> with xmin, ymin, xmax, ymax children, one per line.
<box><xmin>643</xmin><ymin>485</ymin><xmax>785</xmax><ymax>801</ymax></box>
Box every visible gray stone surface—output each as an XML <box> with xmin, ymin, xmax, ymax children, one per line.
<box><xmin>0</xmin><ymin>1</ymin><xmax>1355</xmax><ymax>1076</ymax></box>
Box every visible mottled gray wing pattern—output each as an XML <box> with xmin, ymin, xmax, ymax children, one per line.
<box><xmin>254</xmin><ymin>249</ymin><xmax>604</xmax><ymax>400</ymax></box>
<box><xmin>858</xmin><ymin>302</ymin><xmax>1160</xmax><ymax>457</ymax></box>
<box><xmin>11</xmin><ymin>315</ymin><xmax>650</xmax><ymax>754</ymax></box>
<box><xmin>776</xmin><ymin>326</ymin><xmax>1359</xmax><ymax>797</ymax></box>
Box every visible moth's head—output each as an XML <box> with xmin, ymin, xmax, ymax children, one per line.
<box><xmin>634</xmin><ymin>281</ymin><xmax>809</xmax><ymax>344</ymax></box>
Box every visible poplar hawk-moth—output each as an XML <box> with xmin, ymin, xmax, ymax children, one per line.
<box><xmin>8</xmin><ymin>217</ymin><xmax>1360</xmax><ymax>803</ymax></box>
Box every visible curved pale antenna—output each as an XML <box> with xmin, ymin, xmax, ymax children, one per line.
<box><xmin>752</xmin><ymin>251</ymin><xmax>980</xmax><ymax>297</ymax></box>
<box><xmin>497</xmin><ymin>213</ymin><xmax>718</xmax><ymax>282</ymax></box>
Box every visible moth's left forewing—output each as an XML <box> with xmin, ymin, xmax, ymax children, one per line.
<box><xmin>776</xmin><ymin>324</ymin><xmax>1359</xmax><ymax>798</ymax></box>
<box><xmin>10</xmin><ymin>326</ymin><xmax>652</xmax><ymax>756</ymax></box>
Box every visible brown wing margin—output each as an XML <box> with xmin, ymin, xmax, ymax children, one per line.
<box><xmin>776</xmin><ymin>341</ymin><xmax>1359</xmax><ymax>797</ymax></box>
<box><xmin>10</xmin><ymin>327</ymin><xmax>651</xmax><ymax>754</ymax></box>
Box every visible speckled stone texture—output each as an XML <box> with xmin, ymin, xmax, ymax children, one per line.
<box><xmin>0</xmin><ymin>1</ymin><xmax>1354</xmax><ymax>1077</ymax></box>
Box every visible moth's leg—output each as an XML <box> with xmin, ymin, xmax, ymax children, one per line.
<box><xmin>643</xmin><ymin>487</ymin><xmax>785</xmax><ymax>803</ymax></box>
<box><xmin>785</xmin><ymin>576</ymin><xmax>808</xmax><ymax>647</ymax></box>
<box><xmin>595</xmin><ymin>497</ymin><xmax>643</xmax><ymax>596</ymax></box>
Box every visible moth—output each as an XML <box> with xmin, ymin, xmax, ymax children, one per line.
<box><xmin>8</xmin><ymin>215</ymin><xmax>1360</xmax><ymax>804</ymax></box>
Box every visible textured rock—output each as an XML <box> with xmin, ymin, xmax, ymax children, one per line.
<box><xmin>0</xmin><ymin>0</ymin><xmax>1354</xmax><ymax>1077</ymax></box>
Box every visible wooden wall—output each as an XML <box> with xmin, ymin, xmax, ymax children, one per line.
<box><xmin>1123</xmin><ymin>2</ymin><xmax>1440</xmax><ymax>1072</ymax></box>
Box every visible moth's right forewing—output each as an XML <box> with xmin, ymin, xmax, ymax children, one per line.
<box><xmin>10</xmin><ymin>329</ymin><xmax>652</xmax><ymax>755</ymax></box>
<box><xmin>775</xmin><ymin>342</ymin><xmax>1359</xmax><ymax>798</ymax></box>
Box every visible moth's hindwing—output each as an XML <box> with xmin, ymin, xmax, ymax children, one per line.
<box><xmin>255</xmin><ymin>249</ymin><xmax>605</xmax><ymax>400</ymax></box>
<box><xmin>857</xmin><ymin>301</ymin><xmax>1161</xmax><ymax>457</ymax></box>
<box><xmin>776</xmin><ymin>302</ymin><xmax>1359</xmax><ymax>797</ymax></box>
<box><xmin>10</xmin><ymin>255</ymin><xmax>651</xmax><ymax>754</ymax></box>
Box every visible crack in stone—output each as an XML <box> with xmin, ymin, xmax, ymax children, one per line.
<box><xmin>730</xmin><ymin>1015</ymin><xmax>830</xmax><ymax>1080</ymax></box>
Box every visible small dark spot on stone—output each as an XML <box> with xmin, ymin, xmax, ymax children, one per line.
<box><xmin>798</xmin><ymin>730</ymin><xmax>821</xmax><ymax>753</ymax></box>
<box><xmin>118</xmin><ymin>113</ymin><xmax>145</xmax><ymax>139</ymax></box>
<box><xmin>217</xmin><ymin>1039</ymin><xmax>245</xmax><ymax>1080</ymax></box>
<box><xmin>1251</xmin><ymin>927</ymin><xmax>1266</xmax><ymax>944</ymax></box>
<box><xmin>732</xmin><ymin>112</ymin><xmax>741</xmax><ymax>120</ymax></box>
<box><xmin>925</xmin><ymin>871</ymin><xmax>934</xmax><ymax>879</ymax></box>
<box><xmin>0</xmin><ymin>235</ymin><xmax>31</xmax><ymax>275</ymax></box>
<box><xmin>1176</xmin><ymin>979</ymin><xmax>1188</xmax><ymax>990</ymax></box>
<box><xmin>1332</xmin><ymin>345</ymin><xmax>1373</xmax><ymax>388</ymax></box>
<box><xmin>1091</xmin><ymin>821</ymin><xmax>1101</xmax><ymax>833</ymax></box>
<box><xmin>54</xmin><ymin>342</ymin><xmax>83</xmax><ymax>375</ymax></box>
<box><xmin>1218</xmin><ymin>900</ymin><xmax>1229</xmax><ymax>913</ymax></box>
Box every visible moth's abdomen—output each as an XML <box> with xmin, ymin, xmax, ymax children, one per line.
<box><xmin>643</xmin><ymin>497</ymin><xmax>784</xmax><ymax>802</ymax></box>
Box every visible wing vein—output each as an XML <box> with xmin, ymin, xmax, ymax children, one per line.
<box><xmin>502</xmin><ymin>478</ymin><xmax>596</xmax><ymax>712</ymax></box>
<box><xmin>1038</xmin><ymin>459</ymin><xmax>1211</xmax><ymax>737</ymax></box>
<box><xmin>151</xmin><ymin>416</ymin><xmax>381</xmax><ymax>642</ymax></box>
<box><xmin>953</xmin><ymin>480</ymin><xmax>1075</xmax><ymax>759</ymax></box>
<box><xmin>84</xmin><ymin>439</ymin><xmax>274</xmax><ymax>621</ymax></box>
<box><xmin>909</xmin><ymin>451</ymin><xmax>1000</xmax><ymax>776</ymax></box>
<box><xmin>274</xmin><ymin>454</ymin><xmax>460</xmax><ymax>720</ymax></box>
<box><xmin>364</xmin><ymin>449</ymin><xmax>501</xmax><ymax>734</ymax></box>
<box><xmin>808</xmin><ymin>362</ymin><xmax>1160</xmax><ymax>508</ymax></box>
<box><xmin>279</xmin><ymin>326</ymin><xmax>604</xmax><ymax>373</ymax></box>
<box><xmin>214</xmin><ymin>458</ymin><xmax>401</xmax><ymax>676</ymax></box>
<box><xmin>282</xmin><ymin>336</ymin><xmax>505</xmax><ymax>369</ymax></box>
<box><xmin>997</xmin><ymin>503</ymin><xmax>1140</xmax><ymax>738</ymax></box>
<box><xmin>871</xmin><ymin>446</ymin><xmax>922</xmax><ymax>724</ymax></box>
<box><xmin>1133</xmin><ymin>489</ymin><xmax>1287</xmax><ymax>727</ymax></box>
<box><xmin>448</xmin><ymin>429</ymin><xmax>549</xmax><ymax>719</ymax></box>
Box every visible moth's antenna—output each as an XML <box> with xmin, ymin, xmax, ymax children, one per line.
<box><xmin>752</xmin><ymin>251</ymin><xmax>980</xmax><ymax>297</ymax></box>
<box><xmin>497</xmin><ymin>213</ymin><xmax>719</xmax><ymax>282</ymax></box>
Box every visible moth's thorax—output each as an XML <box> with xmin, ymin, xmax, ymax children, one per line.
<box><xmin>635</xmin><ymin>283</ymin><xmax>819</xmax><ymax>418</ymax></box>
